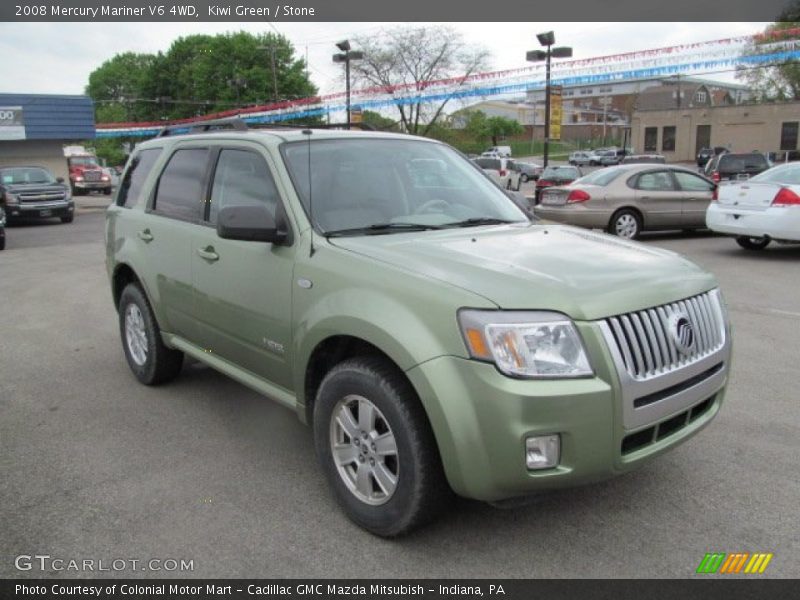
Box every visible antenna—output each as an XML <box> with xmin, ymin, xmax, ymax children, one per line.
<box><xmin>302</xmin><ymin>129</ymin><xmax>315</xmax><ymax>257</ymax></box>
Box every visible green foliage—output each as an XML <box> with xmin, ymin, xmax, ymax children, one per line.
<box><xmin>86</xmin><ymin>32</ymin><xmax>317</xmax><ymax>123</ymax></box>
<box><xmin>737</xmin><ymin>20</ymin><xmax>800</xmax><ymax>101</ymax></box>
<box><xmin>92</xmin><ymin>138</ymin><xmax>128</xmax><ymax>166</ymax></box>
<box><xmin>359</xmin><ymin>110</ymin><xmax>398</xmax><ymax>131</ymax></box>
<box><xmin>486</xmin><ymin>116</ymin><xmax>524</xmax><ymax>146</ymax></box>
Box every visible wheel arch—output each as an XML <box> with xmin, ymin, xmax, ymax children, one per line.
<box><xmin>609</xmin><ymin>205</ymin><xmax>645</xmax><ymax>231</ymax></box>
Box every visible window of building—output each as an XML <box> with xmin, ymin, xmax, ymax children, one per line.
<box><xmin>644</xmin><ymin>127</ymin><xmax>658</xmax><ymax>152</ymax></box>
<box><xmin>208</xmin><ymin>149</ymin><xmax>279</xmax><ymax>225</ymax></box>
<box><xmin>662</xmin><ymin>126</ymin><xmax>677</xmax><ymax>152</ymax></box>
<box><xmin>780</xmin><ymin>122</ymin><xmax>799</xmax><ymax>151</ymax></box>
<box><xmin>117</xmin><ymin>148</ymin><xmax>162</xmax><ymax>208</ymax></box>
<box><xmin>153</xmin><ymin>148</ymin><xmax>209</xmax><ymax>221</ymax></box>
<box><xmin>696</xmin><ymin>91</ymin><xmax>707</xmax><ymax>104</ymax></box>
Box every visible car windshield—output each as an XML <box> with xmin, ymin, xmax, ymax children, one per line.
<box><xmin>69</xmin><ymin>157</ymin><xmax>99</xmax><ymax>167</ymax></box>
<box><xmin>542</xmin><ymin>166</ymin><xmax>579</xmax><ymax>179</ymax></box>
<box><xmin>282</xmin><ymin>138</ymin><xmax>527</xmax><ymax>235</ymax></box>
<box><xmin>750</xmin><ymin>164</ymin><xmax>800</xmax><ymax>185</ymax></box>
<box><xmin>575</xmin><ymin>167</ymin><xmax>624</xmax><ymax>186</ymax></box>
<box><xmin>0</xmin><ymin>167</ymin><xmax>56</xmax><ymax>185</ymax></box>
<box><xmin>719</xmin><ymin>154</ymin><xmax>768</xmax><ymax>171</ymax></box>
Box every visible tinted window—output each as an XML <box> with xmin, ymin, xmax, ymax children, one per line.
<box><xmin>0</xmin><ymin>167</ymin><xmax>55</xmax><ymax>185</ymax></box>
<box><xmin>635</xmin><ymin>171</ymin><xmax>675</xmax><ymax>191</ymax></box>
<box><xmin>718</xmin><ymin>154</ymin><xmax>768</xmax><ymax>172</ymax></box>
<box><xmin>117</xmin><ymin>148</ymin><xmax>162</xmax><ymax>208</ymax></box>
<box><xmin>475</xmin><ymin>158</ymin><xmax>501</xmax><ymax>170</ymax></box>
<box><xmin>208</xmin><ymin>149</ymin><xmax>279</xmax><ymax>225</ymax></box>
<box><xmin>674</xmin><ymin>171</ymin><xmax>714</xmax><ymax>192</ymax></box>
<box><xmin>576</xmin><ymin>167</ymin><xmax>624</xmax><ymax>186</ymax></box>
<box><xmin>154</xmin><ymin>148</ymin><xmax>208</xmax><ymax>221</ymax></box>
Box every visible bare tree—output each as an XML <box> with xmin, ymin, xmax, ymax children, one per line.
<box><xmin>352</xmin><ymin>26</ymin><xmax>490</xmax><ymax>135</ymax></box>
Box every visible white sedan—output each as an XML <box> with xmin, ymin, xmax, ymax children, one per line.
<box><xmin>706</xmin><ymin>162</ymin><xmax>800</xmax><ymax>250</ymax></box>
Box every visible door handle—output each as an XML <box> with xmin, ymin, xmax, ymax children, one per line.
<box><xmin>137</xmin><ymin>229</ymin><xmax>154</xmax><ymax>242</ymax></box>
<box><xmin>639</xmin><ymin>196</ymin><xmax>650</xmax><ymax>200</ymax></box>
<box><xmin>197</xmin><ymin>246</ymin><xmax>219</xmax><ymax>262</ymax></box>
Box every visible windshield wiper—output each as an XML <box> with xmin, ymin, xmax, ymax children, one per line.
<box><xmin>442</xmin><ymin>217</ymin><xmax>519</xmax><ymax>228</ymax></box>
<box><xmin>325</xmin><ymin>222</ymin><xmax>444</xmax><ymax>237</ymax></box>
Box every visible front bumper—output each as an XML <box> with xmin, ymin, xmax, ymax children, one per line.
<box><xmin>707</xmin><ymin>204</ymin><xmax>800</xmax><ymax>242</ymax></box>
<box><xmin>5</xmin><ymin>200</ymin><xmax>74</xmax><ymax>220</ymax></box>
<box><xmin>407</xmin><ymin>319</ymin><xmax>730</xmax><ymax>502</ymax></box>
<box><xmin>73</xmin><ymin>180</ymin><xmax>111</xmax><ymax>190</ymax></box>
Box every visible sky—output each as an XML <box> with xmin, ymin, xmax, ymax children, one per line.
<box><xmin>0</xmin><ymin>22</ymin><xmax>771</xmax><ymax>101</ymax></box>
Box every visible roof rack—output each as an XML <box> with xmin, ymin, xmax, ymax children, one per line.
<box><xmin>156</xmin><ymin>117</ymin><xmax>379</xmax><ymax>137</ymax></box>
<box><xmin>156</xmin><ymin>117</ymin><xmax>248</xmax><ymax>137</ymax></box>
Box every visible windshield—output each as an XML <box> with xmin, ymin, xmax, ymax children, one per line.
<box><xmin>541</xmin><ymin>166</ymin><xmax>579</xmax><ymax>179</ymax></box>
<box><xmin>281</xmin><ymin>138</ymin><xmax>527</xmax><ymax>234</ymax></box>
<box><xmin>575</xmin><ymin>167</ymin><xmax>624</xmax><ymax>186</ymax></box>
<box><xmin>69</xmin><ymin>157</ymin><xmax>99</xmax><ymax>167</ymax></box>
<box><xmin>750</xmin><ymin>163</ymin><xmax>800</xmax><ymax>185</ymax></box>
<box><xmin>0</xmin><ymin>167</ymin><xmax>56</xmax><ymax>185</ymax></box>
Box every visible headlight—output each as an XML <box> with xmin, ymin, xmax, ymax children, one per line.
<box><xmin>458</xmin><ymin>309</ymin><xmax>593</xmax><ymax>378</ymax></box>
<box><xmin>3</xmin><ymin>192</ymin><xmax>19</xmax><ymax>205</ymax></box>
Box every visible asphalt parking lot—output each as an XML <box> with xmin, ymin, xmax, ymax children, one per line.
<box><xmin>1</xmin><ymin>208</ymin><xmax>799</xmax><ymax>578</ymax></box>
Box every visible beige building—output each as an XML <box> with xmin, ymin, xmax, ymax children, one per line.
<box><xmin>631</xmin><ymin>101</ymin><xmax>800</xmax><ymax>162</ymax></box>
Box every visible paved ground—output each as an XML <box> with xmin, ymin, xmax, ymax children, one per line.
<box><xmin>1</xmin><ymin>209</ymin><xmax>798</xmax><ymax>578</ymax></box>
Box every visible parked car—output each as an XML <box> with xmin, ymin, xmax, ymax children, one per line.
<box><xmin>703</xmin><ymin>152</ymin><xmax>770</xmax><ymax>183</ymax></box>
<box><xmin>483</xmin><ymin>145</ymin><xmax>511</xmax><ymax>157</ymax></box>
<box><xmin>473</xmin><ymin>156</ymin><xmax>521</xmax><ymax>190</ymax></box>
<box><xmin>599</xmin><ymin>148</ymin><xmax>630</xmax><ymax>166</ymax></box>
<box><xmin>706</xmin><ymin>162</ymin><xmax>800</xmax><ymax>250</ymax></box>
<box><xmin>534</xmin><ymin>165</ymin><xmax>582</xmax><ymax>203</ymax></box>
<box><xmin>622</xmin><ymin>154</ymin><xmax>666</xmax><ymax>165</ymax></box>
<box><xmin>534</xmin><ymin>164</ymin><xmax>716</xmax><ymax>239</ymax></box>
<box><xmin>696</xmin><ymin>147</ymin><xmax>715</xmax><ymax>167</ymax></box>
<box><xmin>0</xmin><ymin>165</ymin><xmax>74</xmax><ymax>223</ymax></box>
<box><xmin>515</xmin><ymin>161</ymin><xmax>543</xmax><ymax>183</ymax></box>
<box><xmin>107</xmin><ymin>119</ymin><xmax>730</xmax><ymax>536</ymax></box>
<box><xmin>568</xmin><ymin>151</ymin><xmax>593</xmax><ymax>166</ymax></box>
<box><xmin>588</xmin><ymin>148</ymin><xmax>612</xmax><ymax>166</ymax></box>
<box><xmin>0</xmin><ymin>205</ymin><xmax>6</xmax><ymax>250</ymax></box>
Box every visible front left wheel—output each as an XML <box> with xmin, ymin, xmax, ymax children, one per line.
<box><xmin>313</xmin><ymin>357</ymin><xmax>449</xmax><ymax>537</ymax></box>
<box><xmin>118</xmin><ymin>283</ymin><xmax>184</xmax><ymax>385</ymax></box>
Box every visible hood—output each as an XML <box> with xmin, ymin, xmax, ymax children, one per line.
<box><xmin>4</xmin><ymin>182</ymin><xmax>68</xmax><ymax>194</ymax></box>
<box><xmin>329</xmin><ymin>224</ymin><xmax>716</xmax><ymax>321</ymax></box>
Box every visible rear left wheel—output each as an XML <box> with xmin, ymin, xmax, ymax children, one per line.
<box><xmin>735</xmin><ymin>236</ymin><xmax>770</xmax><ymax>250</ymax></box>
<box><xmin>313</xmin><ymin>356</ymin><xmax>449</xmax><ymax>537</ymax></box>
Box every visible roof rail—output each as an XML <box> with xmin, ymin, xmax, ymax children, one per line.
<box><xmin>156</xmin><ymin>117</ymin><xmax>248</xmax><ymax>137</ymax></box>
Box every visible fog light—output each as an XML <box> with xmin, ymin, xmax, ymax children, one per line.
<box><xmin>525</xmin><ymin>435</ymin><xmax>560</xmax><ymax>470</ymax></box>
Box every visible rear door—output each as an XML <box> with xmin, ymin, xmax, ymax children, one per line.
<box><xmin>190</xmin><ymin>144</ymin><xmax>296</xmax><ymax>389</ymax></box>
<box><xmin>138</xmin><ymin>145</ymin><xmax>210</xmax><ymax>339</ymax></box>
<box><xmin>672</xmin><ymin>170</ymin><xmax>715</xmax><ymax>227</ymax></box>
<box><xmin>631</xmin><ymin>169</ymin><xmax>682</xmax><ymax>228</ymax></box>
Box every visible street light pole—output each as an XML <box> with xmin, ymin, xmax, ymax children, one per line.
<box><xmin>333</xmin><ymin>40</ymin><xmax>364</xmax><ymax>130</ymax></box>
<box><xmin>527</xmin><ymin>32</ymin><xmax>572</xmax><ymax>169</ymax></box>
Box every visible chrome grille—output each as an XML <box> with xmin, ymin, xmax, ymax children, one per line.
<box><xmin>19</xmin><ymin>191</ymin><xmax>67</xmax><ymax>202</ymax></box>
<box><xmin>83</xmin><ymin>170</ymin><xmax>102</xmax><ymax>182</ymax></box>
<box><xmin>604</xmin><ymin>290</ymin><xmax>725</xmax><ymax>380</ymax></box>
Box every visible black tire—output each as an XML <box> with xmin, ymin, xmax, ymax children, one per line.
<box><xmin>118</xmin><ymin>283</ymin><xmax>183</xmax><ymax>385</ymax></box>
<box><xmin>61</xmin><ymin>215</ymin><xmax>74</xmax><ymax>224</ymax></box>
<box><xmin>103</xmin><ymin>187</ymin><xmax>112</xmax><ymax>196</ymax></box>
<box><xmin>71</xmin><ymin>186</ymin><xmax>83</xmax><ymax>196</ymax></box>
<box><xmin>608</xmin><ymin>208</ymin><xmax>642</xmax><ymax>240</ymax></box>
<box><xmin>520</xmin><ymin>173</ymin><xmax>530</xmax><ymax>183</ymax></box>
<box><xmin>0</xmin><ymin>234</ymin><xmax>5</xmax><ymax>251</ymax></box>
<box><xmin>506</xmin><ymin>179</ymin><xmax>513</xmax><ymax>190</ymax></box>
<box><xmin>735</xmin><ymin>236</ymin><xmax>770</xmax><ymax>250</ymax></box>
<box><xmin>313</xmin><ymin>356</ymin><xmax>449</xmax><ymax>537</ymax></box>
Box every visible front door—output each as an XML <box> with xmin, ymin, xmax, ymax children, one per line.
<box><xmin>191</xmin><ymin>145</ymin><xmax>296</xmax><ymax>390</ymax></box>
<box><xmin>672</xmin><ymin>170</ymin><xmax>715</xmax><ymax>227</ymax></box>
<box><xmin>696</xmin><ymin>125</ymin><xmax>711</xmax><ymax>156</ymax></box>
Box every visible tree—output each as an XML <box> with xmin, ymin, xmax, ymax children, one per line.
<box><xmin>85</xmin><ymin>32</ymin><xmax>317</xmax><ymax>123</ymax></box>
<box><xmin>352</xmin><ymin>26</ymin><xmax>490</xmax><ymax>136</ymax></box>
<box><xmin>460</xmin><ymin>110</ymin><xmax>522</xmax><ymax>146</ymax></box>
<box><xmin>737</xmin><ymin>20</ymin><xmax>800</xmax><ymax>101</ymax></box>
<box><xmin>359</xmin><ymin>110</ymin><xmax>398</xmax><ymax>131</ymax></box>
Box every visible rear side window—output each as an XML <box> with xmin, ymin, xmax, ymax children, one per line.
<box><xmin>153</xmin><ymin>148</ymin><xmax>209</xmax><ymax>221</ymax></box>
<box><xmin>635</xmin><ymin>171</ymin><xmax>675</xmax><ymax>191</ymax></box>
<box><xmin>117</xmin><ymin>148</ymin><xmax>162</xmax><ymax>208</ymax></box>
<box><xmin>208</xmin><ymin>149</ymin><xmax>279</xmax><ymax>225</ymax></box>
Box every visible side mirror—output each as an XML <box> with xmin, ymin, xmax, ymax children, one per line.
<box><xmin>56</xmin><ymin>177</ymin><xmax>65</xmax><ymax>184</ymax></box>
<box><xmin>216</xmin><ymin>205</ymin><xmax>287</xmax><ymax>244</ymax></box>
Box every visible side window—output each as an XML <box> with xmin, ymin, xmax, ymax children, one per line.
<box><xmin>208</xmin><ymin>149</ymin><xmax>279</xmax><ymax>226</ymax></box>
<box><xmin>153</xmin><ymin>148</ymin><xmax>209</xmax><ymax>221</ymax></box>
<box><xmin>117</xmin><ymin>148</ymin><xmax>162</xmax><ymax>208</ymax></box>
<box><xmin>673</xmin><ymin>171</ymin><xmax>714</xmax><ymax>192</ymax></box>
<box><xmin>635</xmin><ymin>171</ymin><xmax>675</xmax><ymax>191</ymax></box>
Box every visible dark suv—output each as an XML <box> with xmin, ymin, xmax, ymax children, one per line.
<box><xmin>703</xmin><ymin>152</ymin><xmax>770</xmax><ymax>183</ymax></box>
<box><xmin>0</xmin><ymin>165</ymin><xmax>74</xmax><ymax>223</ymax></box>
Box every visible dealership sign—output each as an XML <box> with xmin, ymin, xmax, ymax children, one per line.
<box><xmin>0</xmin><ymin>106</ymin><xmax>26</xmax><ymax>140</ymax></box>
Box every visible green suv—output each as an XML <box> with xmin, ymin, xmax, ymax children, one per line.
<box><xmin>106</xmin><ymin>120</ymin><xmax>731</xmax><ymax>536</ymax></box>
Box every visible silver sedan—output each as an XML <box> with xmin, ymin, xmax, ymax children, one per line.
<box><xmin>533</xmin><ymin>164</ymin><xmax>716</xmax><ymax>239</ymax></box>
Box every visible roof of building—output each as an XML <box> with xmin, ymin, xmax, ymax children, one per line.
<box><xmin>0</xmin><ymin>94</ymin><xmax>95</xmax><ymax>140</ymax></box>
